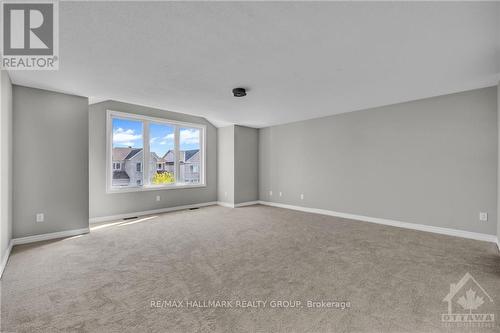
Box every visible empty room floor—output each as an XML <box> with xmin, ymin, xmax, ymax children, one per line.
<box><xmin>1</xmin><ymin>205</ymin><xmax>499</xmax><ymax>332</ymax></box>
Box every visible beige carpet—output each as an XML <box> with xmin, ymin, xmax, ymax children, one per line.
<box><xmin>1</xmin><ymin>205</ymin><xmax>499</xmax><ymax>332</ymax></box>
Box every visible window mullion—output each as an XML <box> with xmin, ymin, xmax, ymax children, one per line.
<box><xmin>143</xmin><ymin>120</ymin><xmax>150</xmax><ymax>186</ymax></box>
<box><xmin>175</xmin><ymin>125</ymin><xmax>180</xmax><ymax>184</ymax></box>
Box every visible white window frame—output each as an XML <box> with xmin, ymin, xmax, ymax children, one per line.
<box><xmin>106</xmin><ymin>110</ymin><xmax>207</xmax><ymax>193</ymax></box>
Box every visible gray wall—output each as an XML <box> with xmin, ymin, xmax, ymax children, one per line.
<box><xmin>13</xmin><ymin>86</ymin><xmax>89</xmax><ymax>238</ymax></box>
<box><xmin>234</xmin><ymin>125</ymin><xmax>259</xmax><ymax>204</ymax></box>
<box><xmin>1</xmin><ymin>70</ymin><xmax>12</xmax><ymax>268</ymax></box>
<box><xmin>217</xmin><ymin>126</ymin><xmax>234</xmax><ymax>204</ymax></box>
<box><xmin>259</xmin><ymin>87</ymin><xmax>498</xmax><ymax>235</ymax></box>
<box><xmin>89</xmin><ymin>100</ymin><xmax>217</xmax><ymax>219</ymax></box>
<box><xmin>498</xmin><ymin>82</ymin><xmax>500</xmax><ymax>243</ymax></box>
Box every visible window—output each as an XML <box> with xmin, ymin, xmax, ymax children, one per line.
<box><xmin>149</xmin><ymin>122</ymin><xmax>175</xmax><ymax>185</ymax></box>
<box><xmin>179</xmin><ymin>127</ymin><xmax>201</xmax><ymax>184</ymax></box>
<box><xmin>107</xmin><ymin>110</ymin><xmax>205</xmax><ymax>192</ymax></box>
<box><xmin>110</xmin><ymin>117</ymin><xmax>143</xmax><ymax>188</ymax></box>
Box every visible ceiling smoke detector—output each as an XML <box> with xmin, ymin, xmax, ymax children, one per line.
<box><xmin>232</xmin><ymin>88</ymin><xmax>246</xmax><ymax>97</ymax></box>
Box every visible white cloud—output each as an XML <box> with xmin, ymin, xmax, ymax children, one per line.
<box><xmin>159</xmin><ymin>133</ymin><xmax>174</xmax><ymax>145</ymax></box>
<box><xmin>150</xmin><ymin>129</ymin><xmax>199</xmax><ymax>146</ymax></box>
<box><xmin>161</xmin><ymin>133</ymin><xmax>174</xmax><ymax>145</ymax></box>
<box><xmin>176</xmin><ymin>128</ymin><xmax>200</xmax><ymax>145</ymax></box>
<box><xmin>158</xmin><ymin>129</ymin><xmax>198</xmax><ymax>145</ymax></box>
<box><xmin>179</xmin><ymin>128</ymin><xmax>199</xmax><ymax>145</ymax></box>
<box><xmin>113</xmin><ymin>127</ymin><xmax>142</xmax><ymax>146</ymax></box>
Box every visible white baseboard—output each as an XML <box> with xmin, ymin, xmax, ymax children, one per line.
<box><xmin>217</xmin><ymin>201</ymin><xmax>260</xmax><ymax>208</ymax></box>
<box><xmin>217</xmin><ymin>201</ymin><xmax>234</xmax><ymax>208</ymax></box>
<box><xmin>89</xmin><ymin>201</ymin><xmax>218</xmax><ymax>224</ymax></box>
<box><xmin>0</xmin><ymin>240</ymin><xmax>13</xmax><ymax>279</ymax></box>
<box><xmin>258</xmin><ymin>201</ymin><xmax>498</xmax><ymax>244</ymax></box>
<box><xmin>234</xmin><ymin>201</ymin><xmax>260</xmax><ymax>207</ymax></box>
<box><xmin>11</xmin><ymin>227</ymin><xmax>90</xmax><ymax>246</ymax></box>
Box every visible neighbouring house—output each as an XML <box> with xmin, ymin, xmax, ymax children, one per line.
<box><xmin>180</xmin><ymin>149</ymin><xmax>200</xmax><ymax>183</ymax></box>
<box><xmin>112</xmin><ymin>147</ymin><xmax>146</xmax><ymax>187</ymax></box>
<box><xmin>164</xmin><ymin>150</ymin><xmax>175</xmax><ymax>173</ymax></box>
<box><xmin>112</xmin><ymin>147</ymin><xmax>200</xmax><ymax>186</ymax></box>
<box><xmin>163</xmin><ymin>149</ymin><xmax>200</xmax><ymax>183</ymax></box>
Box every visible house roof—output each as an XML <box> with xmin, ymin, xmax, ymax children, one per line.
<box><xmin>163</xmin><ymin>149</ymin><xmax>199</xmax><ymax>163</ymax></box>
<box><xmin>113</xmin><ymin>147</ymin><xmax>133</xmax><ymax>161</ymax></box>
<box><xmin>112</xmin><ymin>147</ymin><xmax>142</xmax><ymax>161</ymax></box>
<box><xmin>126</xmin><ymin>148</ymin><xmax>142</xmax><ymax>160</ymax></box>
<box><xmin>114</xmin><ymin>148</ymin><xmax>199</xmax><ymax>162</ymax></box>
<box><xmin>163</xmin><ymin>150</ymin><xmax>174</xmax><ymax>162</ymax></box>
<box><xmin>185</xmin><ymin>149</ymin><xmax>199</xmax><ymax>162</ymax></box>
<box><xmin>151</xmin><ymin>152</ymin><xmax>166</xmax><ymax>163</ymax></box>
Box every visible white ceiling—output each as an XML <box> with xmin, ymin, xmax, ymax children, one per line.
<box><xmin>9</xmin><ymin>1</ymin><xmax>500</xmax><ymax>128</ymax></box>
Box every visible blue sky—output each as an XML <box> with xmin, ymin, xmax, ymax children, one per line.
<box><xmin>112</xmin><ymin>118</ymin><xmax>143</xmax><ymax>148</ymax></box>
<box><xmin>149</xmin><ymin>123</ymin><xmax>174</xmax><ymax>156</ymax></box>
<box><xmin>113</xmin><ymin>119</ymin><xmax>200</xmax><ymax>156</ymax></box>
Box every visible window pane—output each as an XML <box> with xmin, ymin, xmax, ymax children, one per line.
<box><xmin>111</xmin><ymin>118</ymin><xmax>143</xmax><ymax>188</ymax></box>
<box><xmin>149</xmin><ymin>123</ymin><xmax>175</xmax><ymax>185</ymax></box>
<box><xmin>179</xmin><ymin>127</ymin><xmax>201</xmax><ymax>184</ymax></box>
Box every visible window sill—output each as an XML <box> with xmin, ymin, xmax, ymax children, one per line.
<box><xmin>106</xmin><ymin>183</ymin><xmax>206</xmax><ymax>194</ymax></box>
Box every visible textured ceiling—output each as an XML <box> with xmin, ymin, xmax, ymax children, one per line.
<box><xmin>8</xmin><ymin>1</ymin><xmax>500</xmax><ymax>127</ymax></box>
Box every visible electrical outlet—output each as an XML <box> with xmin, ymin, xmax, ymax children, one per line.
<box><xmin>300</xmin><ymin>193</ymin><xmax>304</xmax><ymax>200</ymax></box>
<box><xmin>479</xmin><ymin>212</ymin><xmax>488</xmax><ymax>222</ymax></box>
<box><xmin>269</xmin><ymin>190</ymin><xmax>273</xmax><ymax>196</ymax></box>
<box><xmin>156</xmin><ymin>195</ymin><xmax>161</xmax><ymax>202</ymax></box>
<box><xmin>279</xmin><ymin>192</ymin><xmax>282</xmax><ymax>197</ymax></box>
<box><xmin>36</xmin><ymin>213</ymin><xmax>44</xmax><ymax>223</ymax></box>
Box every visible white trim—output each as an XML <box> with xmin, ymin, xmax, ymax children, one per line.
<box><xmin>216</xmin><ymin>201</ymin><xmax>260</xmax><ymax>208</ymax></box>
<box><xmin>217</xmin><ymin>201</ymin><xmax>235</xmax><ymax>208</ymax></box>
<box><xmin>106</xmin><ymin>183</ymin><xmax>207</xmax><ymax>194</ymax></box>
<box><xmin>107</xmin><ymin>110</ymin><xmax>207</xmax><ymax>130</ymax></box>
<box><xmin>175</xmin><ymin>125</ymin><xmax>180</xmax><ymax>185</ymax></box>
<box><xmin>143</xmin><ymin>120</ymin><xmax>151</xmax><ymax>186</ymax></box>
<box><xmin>89</xmin><ymin>201</ymin><xmax>217</xmax><ymax>224</ymax></box>
<box><xmin>0</xmin><ymin>241</ymin><xmax>13</xmax><ymax>279</ymax></box>
<box><xmin>234</xmin><ymin>201</ymin><xmax>260</xmax><ymax>207</ymax></box>
<box><xmin>11</xmin><ymin>228</ymin><xmax>90</xmax><ymax>246</ymax></box>
<box><xmin>258</xmin><ymin>201</ymin><xmax>498</xmax><ymax>243</ymax></box>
